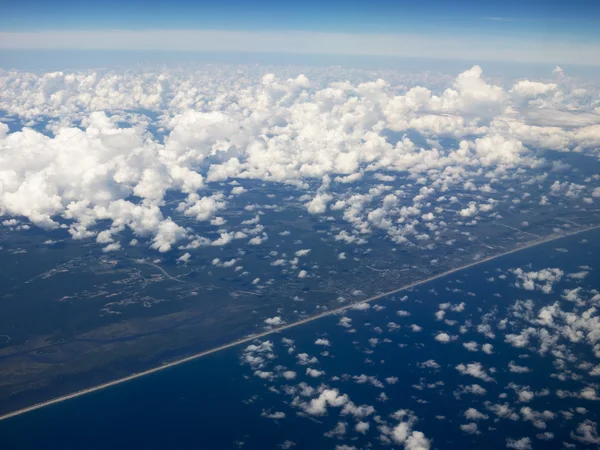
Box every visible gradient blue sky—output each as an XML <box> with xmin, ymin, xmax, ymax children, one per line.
<box><xmin>0</xmin><ymin>0</ymin><xmax>599</xmax><ymax>66</ymax></box>
<box><xmin>2</xmin><ymin>0</ymin><xmax>599</xmax><ymax>36</ymax></box>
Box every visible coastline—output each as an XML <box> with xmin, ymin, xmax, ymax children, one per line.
<box><xmin>1</xmin><ymin>224</ymin><xmax>598</xmax><ymax>422</ymax></box>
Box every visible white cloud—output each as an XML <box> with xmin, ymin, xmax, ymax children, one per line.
<box><xmin>418</xmin><ymin>360</ymin><xmax>440</xmax><ymax>369</ymax></box>
<box><xmin>177</xmin><ymin>252</ymin><xmax>191</xmax><ymax>263</ymax></box>
<box><xmin>460</xmin><ymin>423</ymin><xmax>479</xmax><ymax>435</ymax></box>
<box><xmin>306</xmin><ymin>193</ymin><xmax>333</xmax><ymax>215</ymax></box>
<box><xmin>102</xmin><ymin>242</ymin><xmax>121</xmax><ymax>252</ymax></box>
<box><xmin>455</xmin><ymin>362</ymin><xmax>495</xmax><ymax>382</ymax></box>
<box><xmin>434</xmin><ymin>332</ymin><xmax>452</xmax><ymax>343</ymax></box>
<box><xmin>505</xmin><ymin>437</ymin><xmax>532</xmax><ymax>450</ymax></box>
<box><xmin>384</xmin><ymin>411</ymin><xmax>431</xmax><ymax>450</ymax></box>
<box><xmin>264</xmin><ymin>316</ymin><xmax>285</xmax><ymax>327</ymax></box>
<box><xmin>355</xmin><ymin>421</ymin><xmax>370</xmax><ymax>434</ymax></box>
<box><xmin>481</xmin><ymin>343</ymin><xmax>494</xmax><ymax>354</ymax></box>
<box><xmin>510</xmin><ymin>267</ymin><xmax>564</xmax><ymax>293</ymax></box>
<box><xmin>299</xmin><ymin>388</ymin><xmax>349</xmax><ymax>416</ymax></box>
<box><xmin>261</xmin><ymin>410</ymin><xmax>286</xmax><ymax>420</ymax></box>
<box><xmin>325</xmin><ymin>421</ymin><xmax>347</xmax><ymax>438</ymax></box>
<box><xmin>508</xmin><ymin>361</ymin><xmax>531</xmax><ymax>373</ymax></box>
<box><xmin>231</xmin><ymin>186</ymin><xmax>247</xmax><ymax>196</ymax></box>
<box><xmin>306</xmin><ymin>368</ymin><xmax>325</xmax><ymax>378</ymax></box>
<box><xmin>464</xmin><ymin>408</ymin><xmax>488</xmax><ymax>421</ymax></box>
<box><xmin>2</xmin><ymin>63</ymin><xmax>599</xmax><ymax>258</ymax></box>
<box><xmin>571</xmin><ymin>420</ymin><xmax>600</xmax><ymax>445</ymax></box>
<box><xmin>463</xmin><ymin>341</ymin><xmax>479</xmax><ymax>352</ymax></box>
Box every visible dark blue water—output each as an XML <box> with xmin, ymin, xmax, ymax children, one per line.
<box><xmin>2</xmin><ymin>229</ymin><xmax>599</xmax><ymax>450</ymax></box>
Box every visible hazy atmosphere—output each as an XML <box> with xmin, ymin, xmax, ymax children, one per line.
<box><xmin>1</xmin><ymin>1</ymin><xmax>599</xmax><ymax>449</ymax></box>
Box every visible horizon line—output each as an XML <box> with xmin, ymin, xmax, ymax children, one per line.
<box><xmin>1</xmin><ymin>29</ymin><xmax>599</xmax><ymax>66</ymax></box>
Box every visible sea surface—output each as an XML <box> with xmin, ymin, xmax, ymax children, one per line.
<box><xmin>2</xmin><ymin>229</ymin><xmax>599</xmax><ymax>450</ymax></box>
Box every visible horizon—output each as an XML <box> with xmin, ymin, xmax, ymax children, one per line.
<box><xmin>1</xmin><ymin>0</ymin><xmax>600</xmax><ymax>67</ymax></box>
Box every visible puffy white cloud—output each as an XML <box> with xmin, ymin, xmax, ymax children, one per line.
<box><xmin>571</xmin><ymin>420</ymin><xmax>600</xmax><ymax>445</ymax></box>
<box><xmin>305</xmin><ymin>193</ymin><xmax>333</xmax><ymax>215</ymax></box>
<box><xmin>520</xmin><ymin>407</ymin><xmax>555</xmax><ymax>430</ymax></box>
<box><xmin>296</xmin><ymin>353</ymin><xmax>318</xmax><ymax>365</ymax></box>
<box><xmin>418</xmin><ymin>360</ymin><xmax>440</xmax><ymax>369</ymax></box>
<box><xmin>299</xmin><ymin>388</ymin><xmax>349</xmax><ymax>416</ymax></box>
<box><xmin>510</xmin><ymin>267</ymin><xmax>564</xmax><ymax>294</ymax></box>
<box><xmin>455</xmin><ymin>362</ymin><xmax>495</xmax><ymax>382</ymax></box>
<box><xmin>485</xmin><ymin>402</ymin><xmax>519</xmax><ymax>421</ymax></box>
<box><xmin>324</xmin><ymin>421</ymin><xmax>347</xmax><ymax>438</ymax></box>
<box><xmin>340</xmin><ymin>401</ymin><xmax>375</xmax><ymax>419</ymax></box>
<box><xmin>350</xmin><ymin>302</ymin><xmax>370</xmax><ymax>311</ymax></box>
<box><xmin>481</xmin><ymin>343</ymin><xmax>494</xmax><ymax>355</ymax></box>
<box><xmin>282</xmin><ymin>370</ymin><xmax>296</xmax><ymax>380</ymax></box>
<box><xmin>464</xmin><ymin>408</ymin><xmax>488</xmax><ymax>421</ymax></box>
<box><xmin>506</xmin><ymin>437</ymin><xmax>532</xmax><ymax>450</ymax></box>
<box><xmin>458</xmin><ymin>384</ymin><xmax>487</xmax><ymax>396</ymax></box>
<box><xmin>355</xmin><ymin>421</ymin><xmax>370</xmax><ymax>434</ymax></box>
<box><xmin>264</xmin><ymin>316</ymin><xmax>285</xmax><ymax>327</ymax></box>
<box><xmin>458</xmin><ymin>202</ymin><xmax>478</xmax><ymax>218</ymax></box>
<box><xmin>306</xmin><ymin>368</ymin><xmax>325</xmax><ymax>378</ymax></box>
<box><xmin>178</xmin><ymin>194</ymin><xmax>226</xmax><ymax>221</ymax></box>
<box><xmin>434</xmin><ymin>332</ymin><xmax>452</xmax><ymax>343</ymax></box>
<box><xmin>508</xmin><ymin>361</ymin><xmax>531</xmax><ymax>373</ymax></box>
<box><xmin>384</xmin><ymin>410</ymin><xmax>431</xmax><ymax>450</ymax></box>
<box><xmin>511</xmin><ymin>80</ymin><xmax>558</xmax><ymax>98</ymax></box>
<box><xmin>1</xmin><ymin>63</ymin><xmax>599</xmax><ymax>257</ymax></box>
<box><xmin>460</xmin><ymin>423</ymin><xmax>479</xmax><ymax>435</ymax></box>
<box><xmin>463</xmin><ymin>341</ymin><xmax>478</xmax><ymax>352</ymax></box>
<box><xmin>102</xmin><ymin>242</ymin><xmax>121</xmax><ymax>252</ymax></box>
<box><xmin>177</xmin><ymin>252</ymin><xmax>191</xmax><ymax>263</ymax></box>
<box><xmin>261</xmin><ymin>410</ymin><xmax>286</xmax><ymax>420</ymax></box>
<box><xmin>151</xmin><ymin>218</ymin><xmax>187</xmax><ymax>253</ymax></box>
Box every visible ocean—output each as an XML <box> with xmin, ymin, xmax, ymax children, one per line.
<box><xmin>2</xmin><ymin>229</ymin><xmax>599</xmax><ymax>450</ymax></box>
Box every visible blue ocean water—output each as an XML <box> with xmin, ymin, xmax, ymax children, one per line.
<box><xmin>1</xmin><ymin>229</ymin><xmax>599</xmax><ymax>450</ymax></box>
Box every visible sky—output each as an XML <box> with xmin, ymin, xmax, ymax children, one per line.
<box><xmin>1</xmin><ymin>0</ymin><xmax>600</xmax><ymax>65</ymax></box>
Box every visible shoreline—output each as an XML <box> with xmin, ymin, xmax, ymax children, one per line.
<box><xmin>1</xmin><ymin>224</ymin><xmax>598</xmax><ymax>422</ymax></box>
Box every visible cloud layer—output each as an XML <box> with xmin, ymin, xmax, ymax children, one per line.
<box><xmin>1</xmin><ymin>64</ymin><xmax>599</xmax><ymax>251</ymax></box>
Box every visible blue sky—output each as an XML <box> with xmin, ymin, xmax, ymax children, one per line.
<box><xmin>2</xmin><ymin>0</ymin><xmax>599</xmax><ymax>36</ymax></box>
<box><xmin>0</xmin><ymin>0</ymin><xmax>599</xmax><ymax>65</ymax></box>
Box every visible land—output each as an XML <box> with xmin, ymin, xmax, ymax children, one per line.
<box><xmin>1</xmin><ymin>223</ymin><xmax>599</xmax><ymax>421</ymax></box>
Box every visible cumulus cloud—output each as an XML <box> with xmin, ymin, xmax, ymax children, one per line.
<box><xmin>460</xmin><ymin>423</ymin><xmax>479</xmax><ymax>435</ymax></box>
<box><xmin>261</xmin><ymin>410</ymin><xmax>286</xmax><ymax>420</ymax></box>
<box><xmin>510</xmin><ymin>268</ymin><xmax>564</xmax><ymax>293</ymax></box>
<box><xmin>306</xmin><ymin>368</ymin><xmax>325</xmax><ymax>378</ymax></box>
<box><xmin>1</xmin><ymin>64</ymin><xmax>599</xmax><ymax>253</ymax></box>
<box><xmin>434</xmin><ymin>332</ymin><xmax>453</xmax><ymax>343</ymax></box>
<box><xmin>571</xmin><ymin>420</ymin><xmax>600</xmax><ymax>445</ymax></box>
<box><xmin>455</xmin><ymin>362</ymin><xmax>495</xmax><ymax>382</ymax></box>
<box><xmin>264</xmin><ymin>316</ymin><xmax>285</xmax><ymax>327</ymax></box>
<box><xmin>315</xmin><ymin>338</ymin><xmax>331</xmax><ymax>347</ymax></box>
<box><xmin>381</xmin><ymin>410</ymin><xmax>431</xmax><ymax>450</ymax></box>
<box><xmin>505</xmin><ymin>437</ymin><xmax>532</xmax><ymax>450</ymax></box>
<box><xmin>464</xmin><ymin>408</ymin><xmax>489</xmax><ymax>421</ymax></box>
<box><xmin>296</xmin><ymin>388</ymin><xmax>349</xmax><ymax>416</ymax></box>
